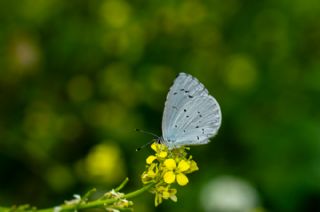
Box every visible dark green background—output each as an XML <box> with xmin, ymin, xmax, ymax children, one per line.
<box><xmin>1</xmin><ymin>0</ymin><xmax>320</xmax><ymax>211</ymax></box>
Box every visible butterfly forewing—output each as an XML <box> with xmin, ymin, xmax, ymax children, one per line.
<box><xmin>162</xmin><ymin>73</ymin><xmax>208</xmax><ymax>131</ymax></box>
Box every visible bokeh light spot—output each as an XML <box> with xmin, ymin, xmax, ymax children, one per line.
<box><xmin>46</xmin><ymin>164</ymin><xmax>74</xmax><ymax>192</ymax></box>
<box><xmin>7</xmin><ymin>35</ymin><xmax>41</xmax><ymax>79</ymax></box>
<box><xmin>100</xmin><ymin>0</ymin><xmax>131</xmax><ymax>28</ymax></box>
<box><xmin>201</xmin><ymin>176</ymin><xmax>260</xmax><ymax>212</ymax></box>
<box><xmin>225</xmin><ymin>55</ymin><xmax>258</xmax><ymax>91</ymax></box>
<box><xmin>82</xmin><ymin>142</ymin><xmax>126</xmax><ymax>184</ymax></box>
<box><xmin>67</xmin><ymin>75</ymin><xmax>93</xmax><ymax>102</ymax></box>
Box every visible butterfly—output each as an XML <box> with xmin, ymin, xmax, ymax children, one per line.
<box><xmin>161</xmin><ymin>72</ymin><xmax>222</xmax><ymax>149</ymax></box>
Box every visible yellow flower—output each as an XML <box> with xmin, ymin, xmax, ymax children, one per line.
<box><xmin>186</xmin><ymin>160</ymin><xmax>199</xmax><ymax>173</ymax></box>
<box><xmin>154</xmin><ymin>186</ymin><xmax>177</xmax><ymax>206</ymax></box>
<box><xmin>150</xmin><ymin>142</ymin><xmax>161</xmax><ymax>151</ymax></box>
<box><xmin>163</xmin><ymin>159</ymin><xmax>192</xmax><ymax>186</ymax></box>
<box><xmin>158</xmin><ymin>151</ymin><xmax>167</xmax><ymax>158</ymax></box>
<box><xmin>176</xmin><ymin>173</ymin><xmax>188</xmax><ymax>186</ymax></box>
<box><xmin>141</xmin><ymin>142</ymin><xmax>199</xmax><ymax>206</ymax></box>
<box><xmin>163</xmin><ymin>171</ymin><xmax>175</xmax><ymax>184</ymax></box>
<box><xmin>141</xmin><ymin>163</ymin><xmax>158</xmax><ymax>184</ymax></box>
<box><xmin>146</xmin><ymin>155</ymin><xmax>157</xmax><ymax>164</ymax></box>
<box><xmin>151</xmin><ymin>142</ymin><xmax>168</xmax><ymax>159</ymax></box>
<box><xmin>164</xmin><ymin>159</ymin><xmax>176</xmax><ymax>170</ymax></box>
<box><xmin>177</xmin><ymin>160</ymin><xmax>190</xmax><ymax>171</ymax></box>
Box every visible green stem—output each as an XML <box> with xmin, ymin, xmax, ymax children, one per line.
<box><xmin>115</xmin><ymin>177</ymin><xmax>129</xmax><ymax>192</ymax></box>
<box><xmin>35</xmin><ymin>183</ymin><xmax>154</xmax><ymax>212</ymax></box>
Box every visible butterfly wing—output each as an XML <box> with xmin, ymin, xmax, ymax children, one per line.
<box><xmin>162</xmin><ymin>73</ymin><xmax>221</xmax><ymax>149</ymax></box>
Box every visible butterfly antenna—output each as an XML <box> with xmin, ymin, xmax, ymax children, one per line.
<box><xmin>135</xmin><ymin>129</ymin><xmax>160</xmax><ymax>151</ymax></box>
<box><xmin>135</xmin><ymin>129</ymin><xmax>159</xmax><ymax>139</ymax></box>
<box><xmin>136</xmin><ymin>140</ymin><xmax>155</xmax><ymax>151</ymax></box>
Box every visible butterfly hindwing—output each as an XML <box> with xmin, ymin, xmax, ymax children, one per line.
<box><xmin>162</xmin><ymin>73</ymin><xmax>221</xmax><ymax>149</ymax></box>
<box><xmin>170</xmin><ymin>95</ymin><xmax>221</xmax><ymax>147</ymax></box>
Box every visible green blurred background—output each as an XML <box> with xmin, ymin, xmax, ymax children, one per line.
<box><xmin>0</xmin><ymin>0</ymin><xmax>320</xmax><ymax>211</ymax></box>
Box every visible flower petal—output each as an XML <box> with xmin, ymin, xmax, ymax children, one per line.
<box><xmin>151</xmin><ymin>143</ymin><xmax>158</xmax><ymax>152</ymax></box>
<box><xmin>170</xmin><ymin>195</ymin><xmax>177</xmax><ymax>202</ymax></box>
<box><xmin>158</xmin><ymin>151</ymin><xmax>168</xmax><ymax>158</ymax></box>
<box><xmin>155</xmin><ymin>193</ymin><xmax>162</xmax><ymax>207</ymax></box>
<box><xmin>163</xmin><ymin>171</ymin><xmax>176</xmax><ymax>184</ymax></box>
<box><xmin>176</xmin><ymin>173</ymin><xmax>189</xmax><ymax>186</ymax></box>
<box><xmin>178</xmin><ymin>160</ymin><xmax>190</xmax><ymax>172</ymax></box>
<box><xmin>147</xmin><ymin>170</ymin><xmax>156</xmax><ymax>178</ymax></box>
<box><xmin>164</xmin><ymin>159</ymin><xmax>176</xmax><ymax>170</ymax></box>
<box><xmin>188</xmin><ymin>160</ymin><xmax>199</xmax><ymax>172</ymax></box>
<box><xmin>146</xmin><ymin>155</ymin><xmax>157</xmax><ymax>164</ymax></box>
<box><xmin>162</xmin><ymin>191</ymin><xmax>170</xmax><ymax>199</ymax></box>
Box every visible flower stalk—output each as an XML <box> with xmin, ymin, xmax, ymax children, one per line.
<box><xmin>1</xmin><ymin>179</ymin><xmax>154</xmax><ymax>212</ymax></box>
<box><xmin>1</xmin><ymin>141</ymin><xmax>199</xmax><ymax>211</ymax></box>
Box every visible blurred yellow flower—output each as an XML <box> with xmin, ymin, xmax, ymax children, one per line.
<box><xmin>82</xmin><ymin>142</ymin><xmax>126</xmax><ymax>184</ymax></box>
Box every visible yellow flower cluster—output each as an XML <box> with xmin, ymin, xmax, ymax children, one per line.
<box><xmin>141</xmin><ymin>142</ymin><xmax>199</xmax><ymax>206</ymax></box>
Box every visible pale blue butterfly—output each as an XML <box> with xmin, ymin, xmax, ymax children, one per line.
<box><xmin>161</xmin><ymin>72</ymin><xmax>222</xmax><ymax>149</ymax></box>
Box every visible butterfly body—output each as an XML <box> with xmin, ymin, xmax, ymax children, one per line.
<box><xmin>161</xmin><ymin>73</ymin><xmax>221</xmax><ymax>150</ymax></box>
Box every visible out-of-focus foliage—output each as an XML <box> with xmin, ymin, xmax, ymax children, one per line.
<box><xmin>0</xmin><ymin>0</ymin><xmax>320</xmax><ymax>211</ymax></box>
